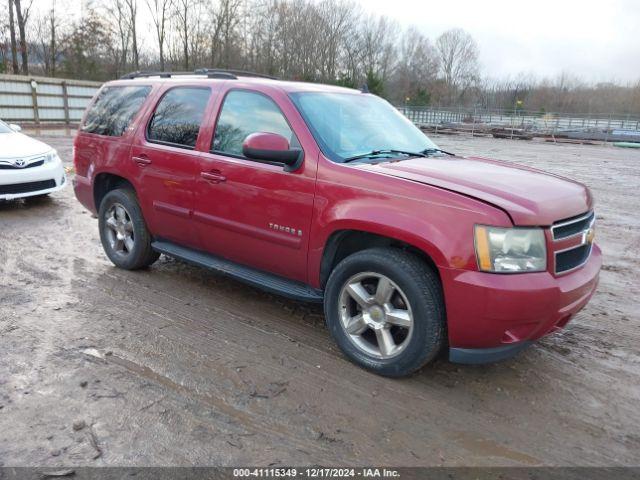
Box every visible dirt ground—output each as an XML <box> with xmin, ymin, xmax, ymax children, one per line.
<box><xmin>1</xmin><ymin>133</ymin><xmax>639</xmax><ymax>467</ymax></box>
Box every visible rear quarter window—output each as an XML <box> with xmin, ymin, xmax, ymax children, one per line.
<box><xmin>82</xmin><ymin>86</ymin><xmax>151</xmax><ymax>137</ymax></box>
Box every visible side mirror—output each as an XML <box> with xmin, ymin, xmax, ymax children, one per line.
<box><xmin>242</xmin><ymin>132</ymin><xmax>302</xmax><ymax>172</ymax></box>
<box><xmin>9</xmin><ymin>123</ymin><xmax>22</xmax><ymax>132</ymax></box>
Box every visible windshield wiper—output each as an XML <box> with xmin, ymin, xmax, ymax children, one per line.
<box><xmin>343</xmin><ymin>149</ymin><xmax>427</xmax><ymax>163</ymax></box>
<box><xmin>422</xmin><ymin>147</ymin><xmax>455</xmax><ymax>156</ymax></box>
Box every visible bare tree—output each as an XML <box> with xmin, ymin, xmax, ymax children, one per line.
<box><xmin>173</xmin><ymin>0</ymin><xmax>190</xmax><ymax>69</ymax></box>
<box><xmin>189</xmin><ymin>1</ymin><xmax>209</xmax><ymax>69</ymax></box>
<box><xmin>106</xmin><ymin>0</ymin><xmax>133</xmax><ymax>76</ymax></box>
<box><xmin>244</xmin><ymin>0</ymin><xmax>278</xmax><ymax>74</ymax></box>
<box><xmin>7</xmin><ymin>0</ymin><xmax>20</xmax><ymax>73</ymax></box>
<box><xmin>124</xmin><ymin>0</ymin><xmax>139</xmax><ymax>70</ymax></box>
<box><xmin>60</xmin><ymin>13</ymin><xmax>115</xmax><ymax>80</ymax></box>
<box><xmin>315</xmin><ymin>0</ymin><xmax>356</xmax><ymax>80</ymax></box>
<box><xmin>279</xmin><ymin>0</ymin><xmax>332</xmax><ymax>80</ymax></box>
<box><xmin>13</xmin><ymin>0</ymin><xmax>32</xmax><ymax>74</ymax></box>
<box><xmin>212</xmin><ymin>0</ymin><xmax>243</xmax><ymax>69</ymax></box>
<box><xmin>358</xmin><ymin>15</ymin><xmax>397</xmax><ymax>80</ymax></box>
<box><xmin>31</xmin><ymin>0</ymin><xmax>63</xmax><ymax>76</ymax></box>
<box><xmin>0</xmin><ymin>7</ymin><xmax>7</xmax><ymax>72</ymax></box>
<box><xmin>48</xmin><ymin>0</ymin><xmax>58</xmax><ymax>76</ymax></box>
<box><xmin>393</xmin><ymin>28</ymin><xmax>440</xmax><ymax>105</ymax></box>
<box><xmin>146</xmin><ymin>0</ymin><xmax>172</xmax><ymax>71</ymax></box>
<box><xmin>435</xmin><ymin>28</ymin><xmax>480</xmax><ymax>104</ymax></box>
<box><xmin>166</xmin><ymin>0</ymin><xmax>207</xmax><ymax>70</ymax></box>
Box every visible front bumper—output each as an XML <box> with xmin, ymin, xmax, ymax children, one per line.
<box><xmin>442</xmin><ymin>244</ymin><xmax>601</xmax><ymax>363</ymax></box>
<box><xmin>0</xmin><ymin>159</ymin><xmax>67</xmax><ymax>200</ymax></box>
<box><xmin>450</xmin><ymin>341</ymin><xmax>533</xmax><ymax>364</ymax></box>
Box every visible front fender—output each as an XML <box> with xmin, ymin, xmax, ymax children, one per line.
<box><xmin>307</xmin><ymin>174</ymin><xmax>512</xmax><ymax>288</ymax></box>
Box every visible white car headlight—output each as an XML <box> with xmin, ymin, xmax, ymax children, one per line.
<box><xmin>474</xmin><ymin>225</ymin><xmax>547</xmax><ymax>273</ymax></box>
<box><xmin>44</xmin><ymin>150</ymin><xmax>60</xmax><ymax>163</ymax></box>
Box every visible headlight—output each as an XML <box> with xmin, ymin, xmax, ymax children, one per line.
<box><xmin>44</xmin><ymin>150</ymin><xmax>60</xmax><ymax>163</ymax></box>
<box><xmin>474</xmin><ymin>225</ymin><xmax>547</xmax><ymax>273</ymax></box>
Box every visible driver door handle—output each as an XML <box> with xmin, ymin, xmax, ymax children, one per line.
<box><xmin>201</xmin><ymin>170</ymin><xmax>226</xmax><ymax>183</ymax></box>
<box><xmin>132</xmin><ymin>155</ymin><xmax>152</xmax><ymax>166</ymax></box>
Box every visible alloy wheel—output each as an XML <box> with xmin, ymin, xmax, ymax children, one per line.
<box><xmin>104</xmin><ymin>203</ymin><xmax>135</xmax><ymax>256</ymax></box>
<box><xmin>338</xmin><ymin>272</ymin><xmax>414</xmax><ymax>359</ymax></box>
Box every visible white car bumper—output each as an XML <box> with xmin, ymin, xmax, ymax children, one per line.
<box><xmin>0</xmin><ymin>157</ymin><xmax>67</xmax><ymax>200</ymax></box>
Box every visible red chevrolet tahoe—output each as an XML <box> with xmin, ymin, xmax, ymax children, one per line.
<box><xmin>73</xmin><ymin>70</ymin><xmax>601</xmax><ymax>377</ymax></box>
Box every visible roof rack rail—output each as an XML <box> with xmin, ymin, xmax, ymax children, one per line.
<box><xmin>193</xmin><ymin>68</ymin><xmax>278</xmax><ymax>80</ymax></box>
<box><xmin>119</xmin><ymin>71</ymin><xmax>176</xmax><ymax>80</ymax></box>
<box><xmin>192</xmin><ymin>69</ymin><xmax>237</xmax><ymax>79</ymax></box>
<box><xmin>119</xmin><ymin>69</ymin><xmax>278</xmax><ymax>81</ymax></box>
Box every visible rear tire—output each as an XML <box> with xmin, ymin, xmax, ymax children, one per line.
<box><xmin>324</xmin><ymin>247</ymin><xmax>445</xmax><ymax>377</ymax></box>
<box><xmin>98</xmin><ymin>188</ymin><xmax>159</xmax><ymax>270</ymax></box>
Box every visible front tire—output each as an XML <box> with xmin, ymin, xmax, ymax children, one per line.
<box><xmin>324</xmin><ymin>247</ymin><xmax>445</xmax><ymax>377</ymax></box>
<box><xmin>98</xmin><ymin>188</ymin><xmax>159</xmax><ymax>270</ymax></box>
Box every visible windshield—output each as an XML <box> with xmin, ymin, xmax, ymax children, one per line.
<box><xmin>290</xmin><ymin>92</ymin><xmax>439</xmax><ymax>163</ymax></box>
<box><xmin>0</xmin><ymin>120</ymin><xmax>13</xmax><ymax>134</ymax></box>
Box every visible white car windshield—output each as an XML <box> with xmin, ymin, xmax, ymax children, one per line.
<box><xmin>290</xmin><ymin>92</ymin><xmax>439</xmax><ymax>163</ymax></box>
<box><xmin>0</xmin><ymin>121</ymin><xmax>13</xmax><ymax>134</ymax></box>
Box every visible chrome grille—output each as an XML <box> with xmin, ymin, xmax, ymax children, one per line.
<box><xmin>551</xmin><ymin>211</ymin><xmax>595</xmax><ymax>241</ymax></box>
<box><xmin>0</xmin><ymin>159</ymin><xmax>44</xmax><ymax>170</ymax></box>
<box><xmin>555</xmin><ymin>243</ymin><xmax>593</xmax><ymax>274</ymax></box>
<box><xmin>552</xmin><ymin>211</ymin><xmax>595</xmax><ymax>274</ymax></box>
<box><xmin>0</xmin><ymin>155</ymin><xmax>47</xmax><ymax>170</ymax></box>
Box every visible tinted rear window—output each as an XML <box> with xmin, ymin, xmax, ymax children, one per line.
<box><xmin>147</xmin><ymin>87</ymin><xmax>211</xmax><ymax>149</ymax></box>
<box><xmin>82</xmin><ymin>86</ymin><xmax>151</xmax><ymax>137</ymax></box>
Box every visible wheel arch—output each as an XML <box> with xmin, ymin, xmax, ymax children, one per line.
<box><xmin>319</xmin><ymin>228</ymin><xmax>444</xmax><ymax>289</ymax></box>
<box><xmin>93</xmin><ymin>172</ymin><xmax>137</xmax><ymax>211</ymax></box>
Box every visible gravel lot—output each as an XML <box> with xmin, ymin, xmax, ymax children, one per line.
<box><xmin>1</xmin><ymin>132</ymin><xmax>639</xmax><ymax>467</ymax></box>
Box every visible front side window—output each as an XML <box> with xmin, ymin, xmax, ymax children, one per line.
<box><xmin>212</xmin><ymin>90</ymin><xmax>299</xmax><ymax>156</ymax></box>
<box><xmin>82</xmin><ymin>86</ymin><xmax>151</xmax><ymax>137</ymax></box>
<box><xmin>147</xmin><ymin>87</ymin><xmax>211</xmax><ymax>149</ymax></box>
<box><xmin>290</xmin><ymin>92</ymin><xmax>439</xmax><ymax>162</ymax></box>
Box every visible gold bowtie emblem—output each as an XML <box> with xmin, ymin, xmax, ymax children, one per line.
<box><xmin>585</xmin><ymin>227</ymin><xmax>595</xmax><ymax>244</ymax></box>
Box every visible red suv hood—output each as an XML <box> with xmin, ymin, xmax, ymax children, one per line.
<box><xmin>361</xmin><ymin>156</ymin><xmax>592</xmax><ymax>225</ymax></box>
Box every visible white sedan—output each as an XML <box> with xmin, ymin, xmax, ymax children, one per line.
<box><xmin>0</xmin><ymin>120</ymin><xmax>66</xmax><ymax>200</ymax></box>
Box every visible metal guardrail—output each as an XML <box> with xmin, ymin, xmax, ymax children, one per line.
<box><xmin>397</xmin><ymin>106</ymin><xmax>640</xmax><ymax>135</ymax></box>
<box><xmin>0</xmin><ymin>74</ymin><xmax>101</xmax><ymax>125</ymax></box>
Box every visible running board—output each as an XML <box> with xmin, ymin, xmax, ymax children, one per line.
<box><xmin>152</xmin><ymin>240</ymin><xmax>324</xmax><ymax>303</ymax></box>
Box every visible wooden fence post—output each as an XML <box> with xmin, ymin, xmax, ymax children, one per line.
<box><xmin>30</xmin><ymin>79</ymin><xmax>40</xmax><ymax>125</ymax></box>
<box><xmin>62</xmin><ymin>81</ymin><xmax>70</xmax><ymax>125</ymax></box>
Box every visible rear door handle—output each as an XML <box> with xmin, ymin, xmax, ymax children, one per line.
<box><xmin>133</xmin><ymin>156</ymin><xmax>152</xmax><ymax>166</ymax></box>
<box><xmin>201</xmin><ymin>171</ymin><xmax>226</xmax><ymax>183</ymax></box>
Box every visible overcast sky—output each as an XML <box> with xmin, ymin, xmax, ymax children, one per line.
<box><xmin>361</xmin><ymin>0</ymin><xmax>640</xmax><ymax>83</ymax></box>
